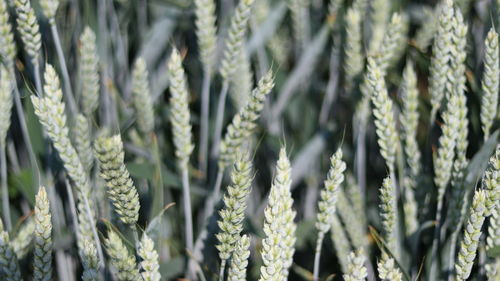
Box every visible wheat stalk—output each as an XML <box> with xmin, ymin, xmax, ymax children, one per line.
<box><xmin>0</xmin><ymin>66</ymin><xmax>13</xmax><ymax>230</ymax></box>
<box><xmin>33</xmin><ymin>186</ymin><xmax>52</xmax><ymax>281</ymax></box>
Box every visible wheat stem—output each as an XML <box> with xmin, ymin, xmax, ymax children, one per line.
<box><xmin>211</xmin><ymin>81</ymin><xmax>229</xmax><ymax>159</ymax></box>
<box><xmin>182</xmin><ymin>167</ymin><xmax>194</xmax><ymax>252</ymax></box>
<box><xmin>50</xmin><ymin>23</ymin><xmax>77</xmax><ymax>115</ymax></box>
<box><xmin>199</xmin><ymin>70</ymin><xmax>211</xmax><ymax>177</ymax></box>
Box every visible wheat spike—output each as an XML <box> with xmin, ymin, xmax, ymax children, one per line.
<box><xmin>216</xmin><ymin>153</ymin><xmax>253</xmax><ymax>265</ymax></box>
<box><xmin>81</xmin><ymin>238</ymin><xmax>100</xmax><ymax>281</ymax></box>
<box><xmin>79</xmin><ymin>27</ymin><xmax>100</xmax><ymax>117</ymax></box>
<box><xmin>0</xmin><ymin>219</ymin><xmax>22</xmax><ymax>281</ymax></box>
<box><xmin>73</xmin><ymin>114</ymin><xmax>93</xmax><ymax>171</ymax></box>
<box><xmin>14</xmin><ymin>0</ymin><xmax>41</xmax><ymax>64</ymax></box>
<box><xmin>343</xmin><ymin>248</ymin><xmax>368</xmax><ymax>281</ymax></box>
<box><xmin>455</xmin><ymin>190</ymin><xmax>487</xmax><ymax>281</ymax></box>
<box><xmin>220</xmin><ymin>0</ymin><xmax>255</xmax><ymax>80</ymax></box>
<box><xmin>94</xmin><ymin>134</ymin><xmax>140</xmax><ymax>226</ymax></box>
<box><xmin>219</xmin><ymin>70</ymin><xmax>274</xmax><ymax>169</ymax></box>
<box><xmin>168</xmin><ymin>47</ymin><xmax>194</xmax><ymax>169</ymax></box>
<box><xmin>227</xmin><ymin>235</ymin><xmax>251</xmax><ymax>281</ymax></box>
<box><xmin>194</xmin><ymin>0</ymin><xmax>217</xmax><ymax>73</ymax></box>
<box><xmin>40</xmin><ymin>0</ymin><xmax>59</xmax><ymax>23</ymax></box>
<box><xmin>33</xmin><ymin>186</ymin><xmax>53</xmax><ymax>281</ymax></box>
<box><xmin>132</xmin><ymin>57</ymin><xmax>154</xmax><ymax>135</ymax></box>
<box><xmin>481</xmin><ymin>28</ymin><xmax>499</xmax><ymax>141</ymax></box>
<box><xmin>138</xmin><ymin>234</ymin><xmax>161</xmax><ymax>281</ymax></box>
<box><xmin>0</xmin><ymin>0</ymin><xmax>16</xmax><ymax>64</ymax></box>
<box><xmin>31</xmin><ymin>64</ymin><xmax>96</xmax><ymax>246</ymax></box>
<box><xmin>105</xmin><ymin>230</ymin><xmax>140</xmax><ymax>281</ymax></box>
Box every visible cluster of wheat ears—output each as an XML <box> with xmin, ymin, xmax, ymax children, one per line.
<box><xmin>0</xmin><ymin>0</ymin><xmax>498</xmax><ymax>280</ymax></box>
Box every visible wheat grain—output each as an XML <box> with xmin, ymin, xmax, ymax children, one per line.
<box><xmin>33</xmin><ymin>186</ymin><xmax>52</xmax><ymax>281</ymax></box>
<box><xmin>94</xmin><ymin>134</ymin><xmax>140</xmax><ymax>226</ymax></box>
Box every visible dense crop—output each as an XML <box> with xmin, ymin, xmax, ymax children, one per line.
<box><xmin>0</xmin><ymin>0</ymin><xmax>498</xmax><ymax>280</ymax></box>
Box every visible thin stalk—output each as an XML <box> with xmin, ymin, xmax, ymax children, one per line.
<box><xmin>318</xmin><ymin>46</ymin><xmax>339</xmax><ymax>126</ymax></box>
<box><xmin>182</xmin><ymin>167</ymin><xmax>194</xmax><ymax>252</ymax></box>
<box><xmin>65</xmin><ymin>180</ymin><xmax>105</xmax><ymax>280</ymax></box>
<box><xmin>50</xmin><ymin>23</ymin><xmax>77</xmax><ymax>115</ymax></box>
<box><xmin>131</xmin><ymin>224</ymin><xmax>140</xmax><ymax>250</ymax></box>
<box><xmin>82</xmin><ymin>193</ymin><xmax>105</xmax><ymax>270</ymax></box>
<box><xmin>313</xmin><ymin>231</ymin><xmax>325</xmax><ymax>281</ymax></box>
<box><xmin>429</xmin><ymin>192</ymin><xmax>445</xmax><ymax>279</ymax></box>
<box><xmin>0</xmin><ymin>145</ymin><xmax>11</xmax><ymax>231</ymax></box>
<box><xmin>356</xmin><ymin>119</ymin><xmax>367</xmax><ymax>196</ymax></box>
<box><xmin>10</xmin><ymin>67</ymin><xmax>41</xmax><ymax>187</ymax></box>
<box><xmin>201</xmin><ymin>169</ymin><xmax>224</xmax><ymax>222</ymax></box>
<box><xmin>447</xmin><ymin>229</ymin><xmax>459</xmax><ymax>281</ymax></box>
<box><xmin>199</xmin><ymin>70</ymin><xmax>211</xmax><ymax>177</ymax></box>
<box><xmin>219</xmin><ymin>259</ymin><xmax>227</xmax><ymax>281</ymax></box>
<box><xmin>211</xmin><ymin>81</ymin><xmax>229</xmax><ymax>158</ymax></box>
<box><xmin>33</xmin><ymin>62</ymin><xmax>43</xmax><ymax>96</ymax></box>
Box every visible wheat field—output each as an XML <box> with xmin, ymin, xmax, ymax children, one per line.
<box><xmin>0</xmin><ymin>0</ymin><xmax>498</xmax><ymax>280</ymax></box>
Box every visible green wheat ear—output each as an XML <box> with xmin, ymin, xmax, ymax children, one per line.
<box><xmin>33</xmin><ymin>186</ymin><xmax>52</xmax><ymax>281</ymax></box>
<box><xmin>94</xmin><ymin>134</ymin><xmax>140</xmax><ymax>226</ymax></box>
<box><xmin>343</xmin><ymin>248</ymin><xmax>368</xmax><ymax>281</ymax></box>
<box><xmin>14</xmin><ymin>0</ymin><xmax>41</xmax><ymax>65</ymax></box>
<box><xmin>480</xmin><ymin>28</ymin><xmax>499</xmax><ymax>141</ymax></box>
<box><xmin>138</xmin><ymin>234</ymin><xmax>161</xmax><ymax>281</ymax></box>
<box><xmin>0</xmin><ymin>0</ymin><xmax>16</xmax><ymax>65</ymax></box>
<box><xmin>132</xmin><ymin>57</ymin><xmax>154</xmax><ymax>135</ymax></box>
<box><xmin>216</xmin><ymin>153</ymin><xmax>253</xmax><ymax>267</ymax></box>
<box><xmin>79</xmin><ymin>26</ymin><xmax>100</xmax><ymax>117</ymax></box>
<box><xmin>105</xmin><ymin>230</ymin><xmax>141</xmax><ymax>281</ymax></box>
<box><xmin>0</xmin><ymin>219</ymin><xmax>22</xmax><ymax>281</ymax></box>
